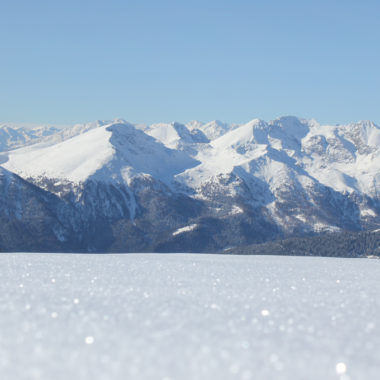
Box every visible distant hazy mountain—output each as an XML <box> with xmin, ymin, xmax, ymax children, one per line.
<box><xmin>0</xmin><ymin>123</ymin><xmax>59</xmax><ymax>152</ymax></box>
<box><xmin>1</xmin><ymin>116</ymin><xmax>379</xmax><ymax>252</ymax></box>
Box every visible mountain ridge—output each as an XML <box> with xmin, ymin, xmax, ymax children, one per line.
<box><xmin>1</xmin><ymin>116</ymin><xmax>379</xmax><ymax>253</ymax></box>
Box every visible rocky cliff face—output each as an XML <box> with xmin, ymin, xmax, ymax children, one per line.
<box><xmin>1</xmin><ymin>116</ymin><xmax>380</xmax><ymax>252</ymax></box>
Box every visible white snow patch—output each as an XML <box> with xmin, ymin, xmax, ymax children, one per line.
<box><xmin>145</xmin><ymin>123</ymin><xmax>183</xmax><ymax>149</ymax></box>
<box><xmin>230</xmin><ymin>205</ymin><xmax>244</xmax><ymax>215</ymax></box>
<box><xmin>313</xmin><ymin>223</ymin><xmax>341</xmax><ymax>233</ymax></box>
<box><xmin>172</xmin><ymin>224</ymin><xmax>197</xmax><ymax>236</ymax></box>
<box><xmin>361</xmin><ymin>208</ymin><xmax>376</xmax><ymax>217</ymax></box>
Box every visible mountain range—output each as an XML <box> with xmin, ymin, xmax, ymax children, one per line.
<box><xmin>1</xmin><ymin>116</ymin><xmax>379</xmax><ymax>253</ymax></box>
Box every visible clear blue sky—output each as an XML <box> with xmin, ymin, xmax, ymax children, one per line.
<box><xmin>1</xmin><ymin>0</ymin><xmax>380</xmax><ymax>125</ymax></box>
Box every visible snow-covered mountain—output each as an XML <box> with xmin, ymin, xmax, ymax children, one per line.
<box><xmin>186</xmin><ymin>120</ymin><xmax>240</xmax><ymax>140</ymax></box>
<box><xmin>1</xmin><ymin>116</ymin><xmax>380</xmax><ymax>252</ymax></box>
<box><xmin>0</xmin><ymin>123</ymin><xmax>60</xmax><ymax>152</ymax></box>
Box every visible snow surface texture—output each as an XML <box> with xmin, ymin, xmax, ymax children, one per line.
<box><xmin>1</xmin><ymin>253</ymin><xmax>379</xmax><ymax>380</ymax></box>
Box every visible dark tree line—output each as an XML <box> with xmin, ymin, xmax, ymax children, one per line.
<box><xmin>226</xmin><ymin>230</ymin><xmax>380</xmax><ymax>258</ymax></box>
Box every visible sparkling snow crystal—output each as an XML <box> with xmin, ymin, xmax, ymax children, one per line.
<box><xmin>0</xmin><ymin>253</ymin><xmax>379</xmax><ymax>380</ymax></box>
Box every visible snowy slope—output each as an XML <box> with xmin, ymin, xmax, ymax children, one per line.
<box><xmin>2</xmin><ymin>122</ymin><xmax>198</xmax><ymax>185</ymax></box>
<box><xmin>0</xmin><ymin>253</ymin><xmax>379</xmax><ymax>380</ymax></box>
<box><xmin>143</xmin><ymin>122</ymin><xmax>209</xmax><ymax>151</ymax></box>
<box><xmin>0</xmin><ymin>166</ymin><xmax>78</xmax><ymax>251</ymax></box>
<box><xmin>187</xmin><ymin>120</ymin><xmax>240</xmax><ymax>140</ymax></box>
<box><xmin>144</xmin><ymin>122</ymin><xmax>195</xmax><ymax>149</ymax></box>
<box><xmin>2</xmin><ymin>125</ymin><xmax>114</xmax><ymax>183</ymax></box>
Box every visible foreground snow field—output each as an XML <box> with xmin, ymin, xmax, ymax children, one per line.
<box><xmin>0</xmin><ymin>254</ymin><xmax>379</xmax><ymax>380</ymax></box>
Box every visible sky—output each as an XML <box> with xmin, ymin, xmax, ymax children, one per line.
<box><xmin>1</xmin><ymin>0</ymin><xmax>380</xmax><ymax>126</ymax></box>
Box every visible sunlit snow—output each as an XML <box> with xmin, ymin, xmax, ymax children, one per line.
<box><xmin>0</xmin><ymin>253</ymin><xmax>379</xmax><ymax>380</ymax></box>
<box><xmin>172</xmin><ymin>224</ymin><xmax>198</xmax><ymax>236</ymax></box>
